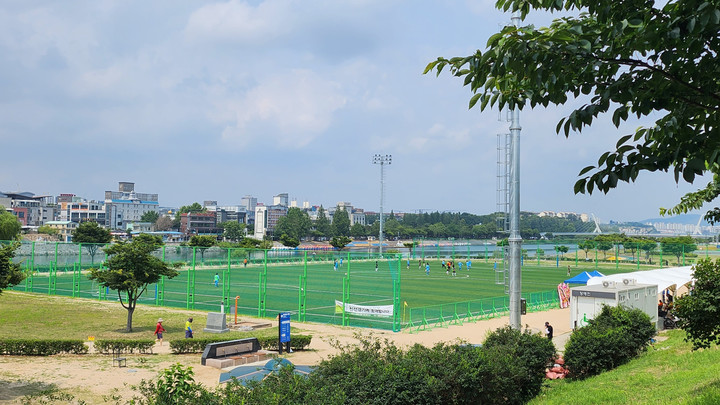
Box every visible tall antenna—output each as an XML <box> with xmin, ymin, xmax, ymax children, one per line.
<box><xmin>372</xmin><ymin>154</ymin><xmax>392</xmax><ymax>257</ymax></box>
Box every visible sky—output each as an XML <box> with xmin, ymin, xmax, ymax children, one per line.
<box><xmin>0</xmin><ymin>0</ymin><xmax>710</xmax><ymax>223</ymax></box>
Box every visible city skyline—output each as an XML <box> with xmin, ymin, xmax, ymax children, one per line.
<box><xmin>0</xmin><ymin>1</ymin><xmax>712</xmax><ymax>223</ymax></box>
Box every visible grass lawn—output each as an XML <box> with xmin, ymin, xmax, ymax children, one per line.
<box><xmin>0</xmin><ymin>291</ymin><xmax>278</xmax><ymax>341</ymax></box>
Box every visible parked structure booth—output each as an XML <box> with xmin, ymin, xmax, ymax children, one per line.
<box><xmin>570</xmin><ymin>280</ymin><xmax>658</xmax><ymax>330</ymax></box>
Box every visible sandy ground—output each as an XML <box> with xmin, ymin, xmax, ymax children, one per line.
<box><xmin>0</xmin><ymin>308</ymin><xmax>572</xmax><ymax>403</ymax></box>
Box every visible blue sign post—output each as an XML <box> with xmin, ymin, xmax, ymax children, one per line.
<box><xmin>278</xmin><ymin>312</ymin><xmax>291</xmax><ymax>354</ymax></box>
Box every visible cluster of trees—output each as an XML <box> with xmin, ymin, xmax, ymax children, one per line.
<box><xmin>268</xmin><ymin>208</ymin><xmax>595</xmax><ymax>247</ymax></box>
<box><xmin>576</xmin><ymin>234</ymin><xmax>697</xmax><ymax>263</ymax></box>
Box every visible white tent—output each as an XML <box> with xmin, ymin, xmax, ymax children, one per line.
<box><xmin>586</xmin><ymin>266</ymin><xmax>694</xmax><ymax>291</ymax></box>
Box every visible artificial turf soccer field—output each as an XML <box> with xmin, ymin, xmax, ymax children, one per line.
<box><xmin>17</xmin><ymin>256</ymin><xmax>648</xmax><ymax>330</ymax></box>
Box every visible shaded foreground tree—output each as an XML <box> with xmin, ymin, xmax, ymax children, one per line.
<box><xmin>425</xmin><ymin>0</ymin><xmax>720</xmax><ymax>221</ymax></box>
<box><xmin>0</xmin><ymin>242</ymin><xmax>25</xmax><ymax>293</ymax></box>
<box><xmin>88</xmin><ymin>234</ymin><xmax>180</xmax><ymax>332</ymax></box>
<box><xmin>72</xmin><ymin>221</ymin><xmax>112</xmax><ymax>263</ymax></box>
<box><xmin>675</xmin><ymin>258</ymin><xmax>720</xmax><ymax>350</ymax></box>
<box><xmin>0</xmin><ymin>207</ymin><xmax>22</xmax><ymax>241</ymax></box>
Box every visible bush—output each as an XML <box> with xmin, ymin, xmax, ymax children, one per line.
<box><xmin>482</xmin><ymin>326</ymin><xmax>556</xmax><ymax>401</ymax></box>
<box><xmin>94</xmin><ymin>339</ymin><xmax>155</xmax><ymax>354</ymax></box>
<box><xmin>136</xmin><ymin>328</ymin><xmax>553</xmax><ymax>404</ymax></box>
<box><xmin>565</xmin><ymin>305</ymin><xmax>656</xmax><ymax>379</ymax></box>
<box><xmin>0</xmin><ymin>339</ymin><xmax>88</xmax><ymax>355</ymax></box>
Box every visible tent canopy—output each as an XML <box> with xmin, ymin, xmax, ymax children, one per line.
<box><xmin>564</xmin><ymin>271</ymin><xmax>594</xmax><ymax>284</ymax></box>
<box><xmin>586</xmin><ymin>266</ymin><xmax>694</xmax><ymax>291</ymax></box>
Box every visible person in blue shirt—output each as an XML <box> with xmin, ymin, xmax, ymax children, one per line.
<box><xmin>458</xmin><ymin>261</ymin><xmax>463</xmax><ymax>270</ymax></box>
<box><xmin>466</xmin><ymin>260</ymin><xmax>471</xmax><ymax>270</ymax></box>
<box><xmin>425</xmin><ymin>262</ymin><xmax>430</xmax><ymax>275</ymax></box>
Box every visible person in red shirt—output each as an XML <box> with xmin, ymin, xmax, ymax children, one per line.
<box><xmin>154</xmin><ymin>318</ymin><xmax>166</xmax><ymax>346</ymax></box>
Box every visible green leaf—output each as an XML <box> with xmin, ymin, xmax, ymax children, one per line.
<box><xmin>469</xmin><ymin>93</ymin><xmax>482</xmax><ymax>109</ymax></box>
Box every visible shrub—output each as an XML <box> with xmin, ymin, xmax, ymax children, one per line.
<box><xmin>0</xmin><ymin>339</ymin><xmax>88</xmax><ymax>355</ymax></box>
<box><xmin>565</xmin><ymin>305</ymin><xmax>656</xmax><ymax>379</ymax></box>
<box><xmin>482</xmin><ymin>326</ymin><xmax>556</xmax><ymax>401</ymax></box>
<box><xmin>94</xmin><ymin>339</ymin><xmax>155</xmax><ymax>354</ymax></box>
<box><xmin>169</xmin><ymin>335</ymin><xmax>312</xmax><ymax>354</ymax></box>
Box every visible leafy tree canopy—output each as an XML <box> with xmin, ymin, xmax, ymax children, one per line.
<box><xmin>140</xmin><ymin>211</ymin><xmax>160</xmax><ymax>224</ymax></box>
<box><xmin>426</xmin><ymin>0</ymin><xmax>720</xmax><ymax>222</ymax></box>
<box><xmin>37</xmin><ymin>225</ymin><xmax>58</xmax><ymax>235</ymax></box>
<box><xmin>275</xmin><ymin>208</ymin><xmax>312</xmax><ymax>241</ymax></box>
<box><xmin>279</xmin><ymin>233</ymin><xmax>300</xmax><ymax>248</ymax></box>
<box><xmin>88</xmin><ymin>234</ymin><xmax>180</xmax><ymax>332</ymax></box>
<box><xmin>331</xmin><ymin>208</ymin><xmax>351</xmax><ymax>237</ymax></box>
<box><xmin>72</xmin><ymin>221</ymin><xmax>112</xmax><ymax>263</ymax></box>
<box><xmin>0</xmin><ymin>242</ymin><xmax>25</xmax><ymax>294</ymax></box>
<box><xmin>0</xmin><ymin>207</ymin><xmax>22</xmax><ymax>241</ymax></box>
<box><xmin>330</xmin><ymin>236</ymin><xmax>352</xmax><ymax>250</ymax></box>
<box><xmin>219</xmin><ymin>221</ymin><xmax>245</xmax><ymax>242</ymax></box>
<box><xmin>676</xmin><ymin>258</ymin><xmax>720</xmax><ymax>349</ymax></box>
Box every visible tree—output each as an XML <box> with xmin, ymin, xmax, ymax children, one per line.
<box><xmin>88</xmin><ymin>234</ymin><xmax>180</xmax><ymax>332</ymax></box>
<box><xmin>154</xmin><ymin>216</ymin><xmax>174</xmax><ymax>232</ymax></box>
<box><xmin>555</xmin><ymin>245</ymin><xmax>569</xmax><ymax>258</ymax></box>
<box><xmin>219</xmin><ymin>221</ymin><xmax>245</xmax><ymax>242</ymax></box>
<box><xmin>330</xmin><ymin>236</ymin><xmax>352</xmax><ymax>250</ymax></box>
<box><xmin>425</xmin><ymin>0</ymin><xmax>720</xmax><ymax>222</ymax></box>
<box><xmin>279</xmin><ymin>234</ymin><xmax>300</xmax><ymax>248</ymax></box>
<box><xmin>188</xmin><ymin>235</ymin><xmax>217</xmax><ymax>262</ymax></box>
<box><xmin>331</xmin><ymin>208</ymin><xmax>351</xmax><ymax>237</ymax></box>
<box><xmin>577</xmin><ymin>240</ymin><xmax>594</xmax><ymax>260</ymax></box>
<box><xmin>140</xmin><ymin>211</ymin><xmax>160</xmax><ymax>224</ymax></box>
<box><xmin>274</xmin><ymin>208</ymin><xmax>312</xmax><ymax>241</ymax></box>
<box><xmin>676</xmin><ymin>258</ymin><xmax>720</xmax><ymax>349</ymax></box>
<box><xmin>350</xmin><ymin>223</ymin><xmax>366</xmax><ymax>239</ymax></box>
<box><xmin>314</xmin><ymin>206</ymin><xmax>331</xmax><ymax>239</ymax></box>
<box><xmin>0</xmin><ymin>207</ymin><xmax>21</xmax><ymax>241</ymax></box>
<box><xmin>72</xmin><ymin>221</ymin><xmax>112</xmax><ymax>263</ymax></box>
<box><xmin>0</xmin><ymin>242</ymin><xmax>25</xmax><ymax>294</ymax></box>
<box><xmin>660</xmin><ymin>236</ymin><xmax>697</xmax><ymax>264</ymax></box>
<box><xmin>37</xmin><ymin>225</ymin><xmax>59</xmax><ymax>238</ymax></box>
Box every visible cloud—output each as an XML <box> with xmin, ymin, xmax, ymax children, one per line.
<box><xmin>220</xmin><ymin>69</ymin><xmax>347</xmax><ymax>148</ymax></box>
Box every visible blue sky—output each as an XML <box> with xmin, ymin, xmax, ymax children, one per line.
<box><xmin>0</xmin><ymin>0</ymin><xmax>708</xmax><ymax>222</ymax></box>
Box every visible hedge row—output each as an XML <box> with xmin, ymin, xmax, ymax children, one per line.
<box><xmin>94</xmin><ymin>339</ymin><xmax>155</xmax><ymax>354</ymax></box>
<box><xmin>0</xmin><ymin>339</ymin><xmax>88</xmax><ymax>355</ymax></box>
<box><xmin>170</xmin><ymin>335</ymin><xmax>312</xmax><ymax>354</ymax></box>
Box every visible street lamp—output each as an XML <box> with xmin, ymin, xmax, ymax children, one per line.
<box><xmin>372</xmin><ymin>154</ymin><xmax>392</xmax><ymax>257</ymax></box>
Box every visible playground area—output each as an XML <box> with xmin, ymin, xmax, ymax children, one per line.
<box><xmin>10</xmin><ymin>239</ymin><xmax>717</xmax><ymax>332</ymax></box>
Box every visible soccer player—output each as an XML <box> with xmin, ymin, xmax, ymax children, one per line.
<box><xmin>375</xmin><ymin>261</ymin><xmax>379</xmax><ymax>271</ymax></box>
<box><xmin>425</xmin><ymin>262</ymin><xmax>430</xmax><ymax>275</ymax></box>
<box><xmin>466</xmin><ymin>260</ymin><xmax>471</xmax><ymax>270</ymax></box>
<box><xmin>213</xmin><ymin>273</ymin><xmax>220</xmax><ymax>288</ymax></box>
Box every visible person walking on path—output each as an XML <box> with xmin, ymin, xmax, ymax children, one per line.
<box><xmin>154</xmin><ymin>318</ymin><xmax>166</xmax><ymax>346</ymax></box>
<box><xmin>185</xmin><ymin>318</ymin><xmax>194</xmax><ymax>339</ymax></box>
<box><xmin>545</xmin><ymin>321</ymin><xmax>553</xmax><ymax>340</ymax></box>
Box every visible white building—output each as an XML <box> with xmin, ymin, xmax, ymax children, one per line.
<box><xmin>104</xmin><ymin>182</ymin><xmax>159</xmax><ymax>230</ymax></box>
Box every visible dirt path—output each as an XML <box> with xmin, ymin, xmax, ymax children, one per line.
<box><xmin>0</xmin><ymin>308</ymin><xmax>571</xmax><ymax>403</ymax></box>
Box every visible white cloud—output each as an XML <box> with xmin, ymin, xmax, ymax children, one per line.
<box><xmin>220</xmin><ymin>69</ymin><xmax>346</xmax><ymax>148</ymax></box>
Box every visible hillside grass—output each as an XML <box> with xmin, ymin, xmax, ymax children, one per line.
<box><xmin>531</xmin><ymin>329</ymin><xmax>720</xmax><ymax>404</ymax></box>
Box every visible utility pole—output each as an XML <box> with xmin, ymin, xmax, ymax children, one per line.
<box><xmin>372</xmin><ymin>154</ymin><xmax>392</xmax><ymax>257</ymax></box>
<box><xmin>508</xmin><ymin>11</ymin><xmax>523</xmax><ymax>330</ymax></box>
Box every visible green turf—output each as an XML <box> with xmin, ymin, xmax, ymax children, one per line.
<box><xmin>12</xmin><ymin>254</ymin><xmax>674</xmax><ymax>331</ymax></box>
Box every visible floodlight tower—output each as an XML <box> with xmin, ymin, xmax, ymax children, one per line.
<box><xmin>372</xmin><ymin>154</ymin><xmax>392</xmax><ymax>257</ymax></box>
<box><xmin>508</xmin><ymin>11</ymin><xmax>523</xmax><ymax>330</ymax></box>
